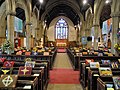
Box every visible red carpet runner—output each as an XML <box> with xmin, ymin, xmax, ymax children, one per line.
<box><xmin>57</xmin><ymin>48</ymin><xmax>66</xmax><ymax>53</ymax></box>
<box><xmin>49</xmin><ymin>68</ymin><xmax>80</xmax><ymax>84</ymax></box>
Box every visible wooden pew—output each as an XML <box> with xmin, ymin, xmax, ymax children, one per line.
<box><xmin>15</xmin><ymin>76</ymin><xmax>38</xmax><ymax>90</ymax></box>
<box><xmin>0</xmin><ymin>59</ymin><xmax>49</xmax><ymax>90</ymax></box>
<box><xmin>0</xmin><ymin>52</ymin><xmax>56</xmax><ymax>70</ymax></box>
<box><xmin>79</xmin><ymin>56</ymin><xmax>120</xmax><ymax>83</ymax></box>
<box><xmin>88</xmin><ymin>68</ymin><xmax>120</xmax><ymax>90</ymax></box>
<box><xmin>66</xmin><ymin>48</ymin><xmax>79</xmax><ymax>70</ymax></box>
<box><xmin>12</xmin><ymin>67</ymin><xmax>44</xmax><ymax>90</ymax></box>
<box><xmin>80</xmin><ymin>63</ymin><xmax>109</xmax><ymax>88</ymax></box>
<box><xmin>97</xmin><ymin>77</ymin><xmax>114</xmax><ymax>90</ymax></box>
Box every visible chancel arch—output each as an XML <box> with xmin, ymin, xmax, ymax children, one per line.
<box><xmin>47</xmin><ymin>16</ymin><xmax>77</xmax><ymax>47</ymax></box>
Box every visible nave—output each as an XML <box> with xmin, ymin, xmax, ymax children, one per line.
<box><xmin>47</xmin><ymin>53</ymin><xmax>83</xmax><ymax>90</ymax></box>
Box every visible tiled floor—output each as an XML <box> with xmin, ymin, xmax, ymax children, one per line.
<box><xmin>47</xmin><ymin>53</ymin><xmax>83</xmax><ymax>90</ymax></box>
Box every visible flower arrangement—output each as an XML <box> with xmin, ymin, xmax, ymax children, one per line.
<box><xmin>1</xmin><ymin>40</ymin><xmax>13</xmax><ymax>53</ymax></box>
<box><xmin>114</xmin><ymin>43</ymin><xmax>120</xmax><ymax>51</ymax></box>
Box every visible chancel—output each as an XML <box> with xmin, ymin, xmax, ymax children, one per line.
<box><xmin>0</xmin><ymin>0</ymin><xmax>119</xmax><ymax>90</ymax></box>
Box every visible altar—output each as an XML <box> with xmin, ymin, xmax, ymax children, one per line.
<box><xmin>56</xmin><ymin>42</ymin><xmax>66</xmax><ymax>47</ymax></box>
<box><xmin>55</xmin><ymin>39</ymin><xmax>67</xmax><ymax>48</ymax></box>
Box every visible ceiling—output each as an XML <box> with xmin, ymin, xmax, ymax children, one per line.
<box><xmin>0</xmin><ymin>0</ymin><xmax>4</xmax><ymax>6</ymax></box>
<box><xmin>32</xmin><ymin>0</ymin><xmax>95</xmax><ymax>26</ymax></box>
<box><xmin>32</xmin><ymin>0</ymin><xmax>111</xmax><ymax>27</ymax></box>
<box><xmin>0</xmin><ymin>0</ymin><xmax>111</xmax><ymax>27</ymax></box>
<box><xmin>16</xmin><ymin>7</ymin><xmax>25</xmax><ymax>21</ymax></box>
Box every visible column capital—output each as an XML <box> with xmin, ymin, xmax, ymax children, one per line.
<box><xmin>7</xmin><ymin>11</ymin><xmax>16</xmax><ymax>16</ymax></box>
<box><xmin>26</xmin><ymin>22</ymin><xmax>32</xmax><ymax>25</ymax></box>
<box><xmin>85</xmin><ymin>28</ymin><xmax>90</xmax><ymax>31</ymax></box>
<box><xmin>111</xmin><ymin>12</ymin><xmax>120</xmax><ymax>17</ymax></box>
<box><xmin>35</xmin><ymin>28</ymin><xmax>39</xmax><ymax>30</ymax></box>
<box><xmin>93</xmin><ymin>24</ymin><xmax>99</xmax><ymax>27</ymax></box>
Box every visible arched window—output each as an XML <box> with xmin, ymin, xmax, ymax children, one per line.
<box><xmin>55</xmin><ymin>18</ymin><xmax>68</xmax><ymax>39</ymax></box>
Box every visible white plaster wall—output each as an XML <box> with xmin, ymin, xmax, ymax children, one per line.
<box><xmin>47</xmin><ymin>16</ymin><xmax>77</xmax><ymax>41</ymax></box>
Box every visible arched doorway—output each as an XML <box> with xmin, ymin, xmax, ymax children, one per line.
<box><xmin>55</xmin><ymin>18</ymin><xmax>68</xmax><ymax>48</ymax></box>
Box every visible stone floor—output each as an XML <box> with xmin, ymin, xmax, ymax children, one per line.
<box><xmin>47</xmin><ymin>53</ymin><xmax>83</xmax><ymax>90</ymax></box>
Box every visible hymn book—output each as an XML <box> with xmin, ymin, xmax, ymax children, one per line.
<box><xmin>99</xmin><ymin>67</ymin><xmax>112</xmax><ymax>77</ymax></box>
<box><xmin>90</xmin><ymin>62</ymin><xmax>100</xmax><ymax>68</ymax></box>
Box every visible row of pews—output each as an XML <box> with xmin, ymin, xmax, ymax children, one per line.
<box><xmin>67</xmin><ymin>48</ymin><xmax>79</xmax><ymax>70</ymax></box>
<box><xmin>67</xmin><ymin>48</ymin><xmax>115</xmax><ymax>70</ymax></box>
<box><xmin>0</xmin><ymin>59</ymin><xmax>49</xmax><ymax>90</ymax></box>
<box><xmin>0</xmin><ymin>48</ymin><xmax>57</xmax><ymax>69</ymax></box>
<box><xmin>0</xmin><ymin>49</ymin><xmax>57</xmax><ymax>90</ymax></box>
<box><xmin>67</xmin><ymin>48</ymin><xmax>120</xmax><ymax>90</ymax></box>
<box><xmin>79</xmin><ymin>57</ymin><xmax>120</xmax><ymax>90</ymax></box>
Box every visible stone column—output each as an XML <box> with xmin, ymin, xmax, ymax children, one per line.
<box><xmin>0</xmin><ymin>20</ymin><xmax>6</xmax><ymax>46</ymax></box>
<box><xmin>76</xmin><ymin>27</ymin><xmax>79</xmax><ymax>42</ymax></box>
<box><xmin>39</xmin><ymin>21</ymin><xmax>43</xmax><ymax>38</ymax></box>
<box><xmin>99</xmin><ymin>28</ymin><xmax>103</xmax><ymax>44</ymax></box>
<box><xmin>26</xmin><ymin>23</ymin><xmax>32</xmax><ymax>50</ymax></box>
<box><xmin>43</xmin><ymin>27</ymin><xmax>47</xmax><ymax>47</ymax></box>
<box><xmin>35</xmin><ymin>28</ymin><xmax>39</xmax><ymax>40</ymax></box>
<box><xmin>7</xmin><ymin>12</ymin><xmax>16</xmax><ymax>51</ymax></box>
<box><xmin>111</xmin><ymin>13</ymin><xmax>119</xmax><ymax>55</ymax></box>
<box><xmin>79</xmin><ymin>29</ymin><xmax>82</xmax><ymax>46</ymax></box>
<box><xmin>35</xmin><ymin>27</ymin><xmax>39</xmax><ymax>46</ymax></box>
<box><xmin>93</xmin><ymin>25</ymin><xmax>99</xmax><ymax>50</ymax></box>
<box><xmin>75</xmin><ymin>26</ymin><xmax>80</xmax><ymax>46</ymax></box>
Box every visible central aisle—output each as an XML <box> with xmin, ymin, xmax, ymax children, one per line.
<box><xmin>54</xmin><ymin>53</ymin><xmax>73</xmax><ymax>69</ymax></box>
<box><xmin>47</xmin><ymin>53</ymin><xmax>83</xmax><ymax>90</ymax></box>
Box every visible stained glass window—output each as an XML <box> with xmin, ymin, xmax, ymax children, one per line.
<box><xmin>55</xmin><ymin>18</ymin><xmax>68</xmax><ymax>39</ymax></box>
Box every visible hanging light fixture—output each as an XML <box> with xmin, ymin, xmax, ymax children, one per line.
<box><xmin>105</xmin><ymin>0</ymin><xmax>109</xmax><ymax>4</ymax></box>
<box><xmin>83</xmin><ymin>0</ymin><xmax>87</xmax><ymax>5</ymax></box>
<box><xmin>39</xmin><ymin>0</ymin><xmax>43</xmax><ymax>4</ymax></box>
<box><xmin>105</xmin><ymin>0</ymin><xmax>112</xmax><ymax>4</ymax></box>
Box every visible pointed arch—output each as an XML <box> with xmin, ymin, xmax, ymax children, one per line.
<box><xmin>55</xmin><ymin>18</ymin><xmax>69</xmax><ymax>39</ymax></box>
<box><xmin>15</xmin><ymin>0</ymin><xmax>31</xmax><ymax>23</ymax></box>
<box><xmin>33</xmin><ymin>6</ymin><xmax>39</xmax><ymax>19</ymax></box>
<box><xmin>93</xmin><ymin>0</ymin><xmax>105</xmax><ymax>25</ymax></box>
<box><xmin>85</xmin><ymin>7</ymin><xmax>93</xmax><ymax>29</ymax></box>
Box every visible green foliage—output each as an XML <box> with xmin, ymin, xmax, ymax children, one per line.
<box><xmin>1</xmin><ymin>40</ymin><xmax>13</xmax><ymax>52</ymax></box>
<box><xmin>114</xmin><ymin>44</ymin><xmax>120</xmax><ymax>51</ymax></box>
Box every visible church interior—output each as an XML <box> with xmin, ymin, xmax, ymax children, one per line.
<box><xmin>0</xmin><ymin>0</ymin><xmax>120</xmax><ymax>90</ymax></box>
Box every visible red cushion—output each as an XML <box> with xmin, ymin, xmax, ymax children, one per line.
<box><xmin>3</xmin><ymin>61</ymin><xmax>15</xmax><ymax>67</ymax></box>
<box><xmin>85</xmin><ymin>59</ymin><xmax>94</xmax><ymax>64</ymax></box>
